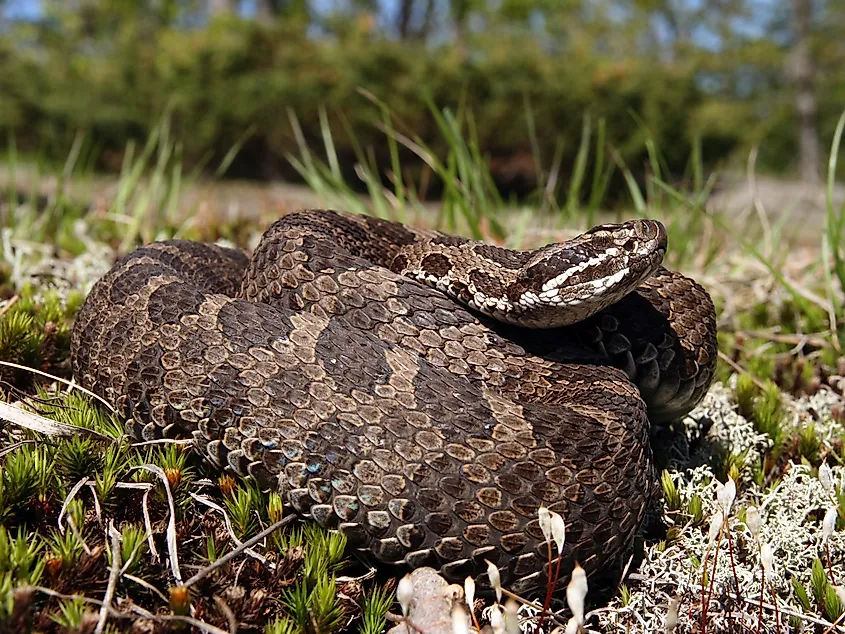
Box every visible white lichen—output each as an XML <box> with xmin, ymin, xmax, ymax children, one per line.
<box><xmin>597</xmin><ymin>379</ymin><xmax>845</xmax><ymax>634</ymax></box>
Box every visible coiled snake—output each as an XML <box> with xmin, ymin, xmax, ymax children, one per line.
<box><xmin>70</xmin><ymin>209</ymin><xmax>717</xmax><ymax>595</ymax></box>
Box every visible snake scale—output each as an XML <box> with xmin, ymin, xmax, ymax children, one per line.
<box><xmin>70</xmin><ymin>209</ymin><xmax>717</xmax><ymax>595</ymax></box>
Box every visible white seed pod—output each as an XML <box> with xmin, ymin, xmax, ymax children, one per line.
<box><xmin>835</xmin><ymin>585</ymin><xmax>845</xmax><ymax>608</ymax></box>
<box><xmin>716</xmin><ymin>477</ymin><xmax>736</xmax><ymax>517</ymax></box>
<box><xmin>819</xmin><ymin>462</ymin><xmax>834</xmax><ymax>495</ymax></box>
<box><xmin>504</xmin><ymin>598</ymin><xmax>520</xmax><ymax>634</ymax></box>
<box><xmin>564</xmin><ymin>616</ymin><xmax>580</xmax><ymax>634</ymax></box>
<box><xmin>745</xmin><ymin>505</ymin><xmax>762</xmax><ymax>539</ymax></box>
<box><xmin>761</xmin><ymin>542</ymin><xmax>774</xmax><ymax>575</ymax></box>
<box><xmin>451</xmin><ymin>603</ymin><xmax>470</xmax><ymax>634</ymax></box>
<box><xmin>550</xmin><ymin>511</ymin><xmax>566</xmax><ymax>554</ymax></box>
<box><xmin>538</xmin><ymin>506</ymin><xmax>553</xmax><ymax>544</ymax></box>
<box><xmin>665</xmin><ymin>596</ymin><xmax>680</xmax><ymax>633</ymax></box>
<box><xmin>486</xmin><ymin>559</ymin><xmax>502</xmax><ymax>603</ymax></box>
<box><xmin>464</xmin><ymin>576</ymin><xmax>475</xmax><ymax>615</ymax></box>
<box><xmin>397</xmin><ymin>573</ymin><xmax>414</xmax><ymax>617</ymax></box>
<box><xmin>566</xmin><ymin>562</ymin><xmax>588</xmax><ymax>625</ymax></box>
<box><xmin>708</xmin><ymin>510</ymin><xmax>724</xmax><ymax>546</ymax></box>
<box><xmin>823</xmin><ymin>506</ymin><xmax>838</xmax><ymax>543</ymax></box>
<box><xmin>489</xmin><ymin>604</ymin><xmax>505</xmax><ymax>634</ymax></box>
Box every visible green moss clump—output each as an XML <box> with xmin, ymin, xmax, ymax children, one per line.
<box><xmin>0</xmin><ymin>527</ymin><xmax>45</xmax><ymax>619</ymax></box>
<box><xmin>0</xmin><ymin>285</ymin><xmax>85</xmax><ymax>389</ymax></box>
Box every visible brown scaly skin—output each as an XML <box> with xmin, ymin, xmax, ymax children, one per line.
<box><xmin>70</xmin><ymin>209</ymin><xmax>717</xmax><ymax>597</ymax></box>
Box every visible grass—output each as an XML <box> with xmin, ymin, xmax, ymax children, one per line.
<box><xmin>0</xmin><ymin>97</ymin><xmax>843</xmax><ymax>633</ymax></box>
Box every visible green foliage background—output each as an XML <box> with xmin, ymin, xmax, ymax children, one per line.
<box><xmin>1</xmin><ymin>0</ymin><xmax>845</xmax><ymax>194</ymax></box>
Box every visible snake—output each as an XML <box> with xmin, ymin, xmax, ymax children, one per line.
<box><xmin>69</xmin><ymin>209</ymin><xmax>717</xmax><ymax>596</ymax></box>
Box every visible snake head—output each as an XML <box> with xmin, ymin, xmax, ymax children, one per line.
<box><xmin>508</xmin><ymin>219</ymin><xmax>667</xmax><ymax>327</ymax></box>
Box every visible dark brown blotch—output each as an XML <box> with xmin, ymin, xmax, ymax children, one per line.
<box><xmin>500</xmin><ymin>532</ymin><xmax>528</xmax><ymax>553</ymax></box>
<box><xmin>454</xmin><ymin>500</ymin><xmax>485</xmax><ymax>523</ymax></box>
<box><xmin>388</xmin><ymin>498</ymin><xmax>416</xmax><ymax>521</ymax></box>
<box><xmin>489</xmin><ymin>510</ymin><xmax>520</xmax><ymax>533</ymax></box>
<box><xmin>463</xmin><ymin>524</ymin><xmax>490</xmax><ymax>546</ymax></box>
<box><xmin>418</xmin><ymin>488</ymin><xmax>447</xmax><ymax>511</ymax></box>
<box><xmin>435</xmin><ymin>536</ymin><xmax>465</xmax><ymax>561</ymax></box>
<box><xmin>396</xmin><ymin>524</ymin><xmax>426</xmax><ymax>549</ymax></box>
<box><xmin>405</xmin><ymin>548</ymin><xmax>439</xmax><ymax>568</ymax></box>
<box><xmin>420</xmin><ymin>253</ymin><xmax>453</xmax><ymax>277</ymax></box>
<box><xmin>468</xmin><ymin>270</ymin><xmax>504</xmax><ymax>296</ymax></box>
<box><xmin>425</xmin><ymin>512</ymin><xmax>453</xmax><ymax>535</ymax></box>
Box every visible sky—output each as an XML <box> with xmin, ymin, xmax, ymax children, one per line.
<box><xmin>1</xmin><ymin>0</ymin><xmax>781</xmax><ymax>45</ymax></box>
<box><xmin>2</xmin><ymin>0</ymin><xmax>40</xmax><ymax>20</ymax></box>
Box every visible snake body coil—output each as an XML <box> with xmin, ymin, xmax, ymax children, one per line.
<box><xmin>70</xmin><ymin>210</ymin><xmax>717</xmax><ymax>595</ymax></box>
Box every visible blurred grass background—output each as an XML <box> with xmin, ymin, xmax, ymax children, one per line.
<box><xmin>1</xmin><ymin>0</ymin><xmax>844</xmax><ymax>204</ymax></box>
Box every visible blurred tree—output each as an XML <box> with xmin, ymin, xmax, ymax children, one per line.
<box><xmin>789</xmin><ymin>0</ymin><xmax>820</xmax><ymax>183</ymax></box>
<box><xmin>256</xmin><ymin>0</ymin><xmax>272</xmax><ymax>21</ymax></box>
<box><xmin>396</xmin><ymin>0</ymin><xmax>435</xmax><ymax>40</ymax></box>
<box><xmin>254</xmin><ymin>0</ymin><xmax>310</xmax><ymax>24</ymax></box>
<box><xmin>449</xmin><ymin>0</ymin><xmax>482</xmax><ymax>52</ymax></box>
<box><xmin>2</xmin><ymin>0</ymin><xmax>844</xmax><ymax>187</ymax></box>
<box><xmin>208</xmin><ymin>0</ymin><xmax>238</xmax><ymax>16</ymax></box>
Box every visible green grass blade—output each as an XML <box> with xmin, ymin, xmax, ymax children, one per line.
<box><xmin>214</xmin><ymin>124</ymin><xmax>256</xmax><ymax>179</ymax></box>
<box><xmin>825</xmin><ymin>108</ymin><xmax>845</xmax><ymax>309</ymax></box>
<box><xmin>565</xmin><ymin>112</ymin><xmax>591</xmax><ymax>219</ymax></box>
<box><xmin>318</xmin><ymin>106</ymin><xmax>341</xmax><ymax>181</ymax></box>
<box><xmin>381</xmin><ymin>106</ymin><xmax>406</xmax><ymax>221</ymax></box>
<box><xmin>587</xmin><ymin>117</ymin><xmax>609</xmax><ymax>219</ymax></box>
<box><xmin>4</xmin><ymin>133</ymin><xmax>17</xmax><ymax>227</ymax></box>
<box><xmin>524</xmin><ymin>94</ymin><xmax>545</xmax><ymax>196</ymax></box>
<box><xmin>611</xmin><ymin>146</ymin><xmax>646</xmax><ymax>215</ymax></box>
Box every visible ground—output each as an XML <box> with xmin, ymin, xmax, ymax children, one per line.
<box><xmin>0</xmin><ymin>139</ymin><xmax>844</xmax><ymax>634</ymax></box>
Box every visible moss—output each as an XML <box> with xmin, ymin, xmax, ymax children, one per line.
<box><xmin>737</xmin><ymin>380</ymin><xmax>788</xmax><ymax>475</ymax></box>
<box><xmin>266</xmin><ymin>616</ymin><xmax>299</xmax><ymax>634</ymax></box>
<box><xmin>46</xmin><ymin>528</ymin><xmax>83</xmax><ymax>573</ymax></box>
<box><xmin>34</xmin><ymin>388</ymin><xmax>125</xmax><ymax>438</ymax></box>
<box><xmin>661</xmin><ymin>470</ymin><xmax>681</xmax><ymax>512</ymax></box>
<box><xmin>688</xmin><ymin>494</ymin><xmax>704</xmax><ymax>526</ymax></box>
<box><xmin>281</xmin><ymin>574</ymin><xmax>345</xmax><ymax>634</ymax></box>
<box><xmin>811</xmin><ymin>557</ymin><xmax>845</xmax><ymax>622</ymax></box>
<box><xmin>0</xmin><ymin>447</ymin><xmax>42</xmax><ymax>523</ymax></box>
<box><xmin>48</xmin><ymin>597</ymin><xmax>93</xmax><ymax>630</ymax></box>
<box><xmin>117</xmin><ymin>524</ymin><xmax>148</xmax><ymax>575</ymax></box>
<box><xmin>359</xmin><ymin>582</ymin><xmax>395</xmax><ymax>634</ymax></box>
<box><xmin>0</xmin><ymin>427</ymin><xmax>394</xmax><ymax>632</ymax></box>
<box><xmin>711</xmin><ymin>447</ymin><xmax>750</xmax><ymax>482</ymax></box>
<box><xmin>0</xmin><ymin>527</ymin><xmax>45</xmax><ymax>618</ymax></box>
<box><xmin>224</xmin><ymin>479</ymin><xmax>264</xmax><ymax>540</ymax></box>
<box><xmin>0</xmin><ymin>311</ymin><xmax>44</xmax><ymax>382</ymax></box>
<box><xmin>791</xmin><ymin>576</ymin><xmax>812</xmax><ymax>612</ymax></box>
<box><xmin>93</xmin><ymin>443</ymin><xmax>130</xmax><ymax>510</ymax></box>
<box><xmin>54</xmin><ymin>436</ymin><xmax>102</xmax><ymax>483</ymax></box>
<box><xmin>0</xmin><ymin>284</ymin><xmax>83</xmax><ymax>389</ymax></box>
<box><xmin>797</xmin><ymin>423</ymin><xmax>822</xmax><ymax>466</ymax></box>
<box><xmin>734</xmin><ymin>373</ymin><xmax>756</xmax><ymax>421</ymax></box>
